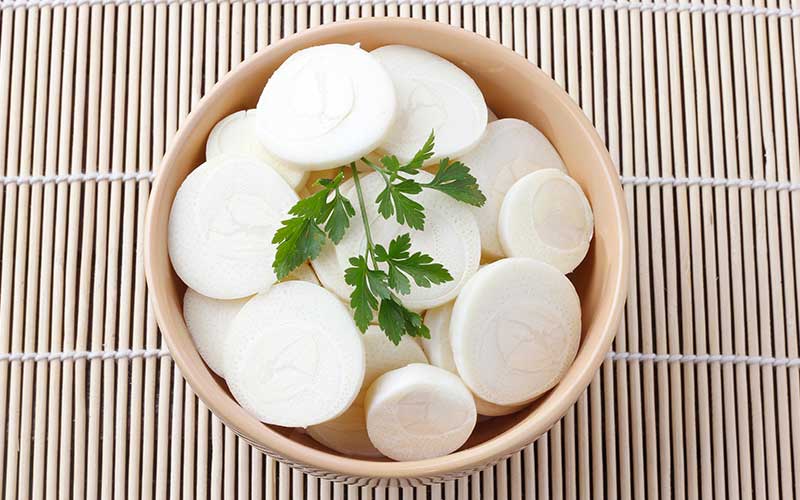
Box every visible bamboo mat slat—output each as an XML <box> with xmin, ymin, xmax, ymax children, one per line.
<box><xmin>1</xmin><ymin>0</ymin><xmax>800</xmax><ymax>497</ymax></box>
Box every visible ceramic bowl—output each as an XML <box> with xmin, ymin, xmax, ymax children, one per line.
<box><xmin>145</xmin><ymin>17</ymin><xmax>629</xmax><ymax>485</ymax></box>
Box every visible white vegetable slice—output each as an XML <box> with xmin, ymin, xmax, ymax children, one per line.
<box><xmin>183</xmin><ymin>288</ymin><xmax>249</xmax><ymax>378</ymax></box>
<box><xmin>306</xmin><ymin>397</ymin><xmax>378</xmax><ymax>457</ymax></box>
<box><xmin>307</xmin><ymin>326</ymin><xmax>428</xmax><ymax>457</ymax></box>
<box><xmin>498</xmin><ymin>169</ymin><xmax>594</xmax><ymax>273</ymax></box>
<box><xmin>473</xmin><ymin>394</ymin><xmax>526</xmax><ymax>417</ymax></box>
<box><xmin>361</xmin><ymin>326</ymin><xmax>429</xmax><ymax>386</ymax></box>
<box><xmin>459</xmin><ymin>118</ymin><xmax>567</xmax><ymax>259</ymax></box>
<box><xmin>310</xmin><ymin>241</ymin><xmax>353</xmax><ymax>302</ymax></box>
<box><xmin>423</xmin><ymin>302</ymin><xmax>525</xmax><ymax>417</ymax></box>
<box><xmin>365</xmin><ymin>363</ymin><xmax>476</xmax><ymax>461</ymax></box>
<box><xmin>206</xmin><ymin>110</ymin><xmax>309</xmax><ymax>189</ymax></box>
<box><xmin>420</xmin><ymin>302</ymin><xmax>458</xmax><ymax>373</ymax></box>
<box><xmin>284</xmin><ymin>262</ymin><xmax>320</xmax><ymax>285</ymax></box>
<box><xmin>372</xmin><ymin>45</ymin><xmax>487</xmax><ymax>164</ymax></box>
<box><xmin>450</xmin><ymin>258</ymin><xmax>580</xmax><ymax>405</ymax></box>
<box><xmin>329</xmin><ymin>171</ymin><xmax>480</xmax><ymax>310</ymax></box>
<box><xmin>225</xmin><ymin>281</ymin><xmax>365</xmax><ymax>427</ymax></box>
<box><xmin>168</xmin><ymin>156</ymin><xmax>299</xmax><ymax>299</ymax></box>
<box><xmin>256</xmin><ymin>44</ymin><xmax>396</xmax><ymax>170</ymax></box>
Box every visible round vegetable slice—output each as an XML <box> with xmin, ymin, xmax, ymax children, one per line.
<box><xmin>306</xmin><ymin>397</ymin><xmax>378</xmax><ymax>458</ymax></box>
<box><xmin>225</xmin><ymin>281</ymin><xmax>365</xmax><ymax>427</ymax></box>
<box><xmin>459</xmin><ymin>118</ymin><xmax>566</xmax><ymax>259</ymax></box>
<box><xmin>307</xmin><ymin>325</ymin><xmax>428</xmax><ymax>457</ymax></box>
<box><xmin>450</xmin><ymin>258</ymin><xmax>581</xmax><ymax>406</ymax></box>
<box><xmin>420</xmin><ymin>302</ymin><xmax>458</xmax><ymax>373</ymax></box>
<box><xmin>423</xmin><ymin>302</ymin><xmax>525</xmax><ymax>416</ymax></box>
<box><xmin>183</xmin><ymin>288</ymin><xmax>249</xmax><ymax>378</ymax></box>
<box><xmin>372</xmin><ymin>45</ymin><xmax>487</xmax><ymax>164</ymax></box>
<box><xmin>206</xmin><ymin>109</ymin><xmax>308</xmax><ymax>189</ymax></box>
<box><xmin>365</xmin><ymin>363</ymin><xmax>476</xmax><ymax>461</ymax></box>
<box><xmin>330</xmin><ymin>171</ymin><xmax>480</xmax><ymax>310</ymax></box>
<box><xmin>168</xmin><ymin>156</ymin><xmax>299</xmax><ymax>299</ymax></box>
<box><xmin>256</xmin><ymin>44</ymin><xmax>396</xmax><ymax>170</ymax></box>
<box><xmin>498</xmin><ymin>169</ymin><xmax>594</xmax><ymax>273</ymax></box>
<box><xmin>284</xmin><ymin>262</ymin><xmax>320</xmax><ymax>286</ymax></box>
<box><xmin>310</xmin><ymin>241</ymin><xmax>353</xmax><ymax>302</ymax></box>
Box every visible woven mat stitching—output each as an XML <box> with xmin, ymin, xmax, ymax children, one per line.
<box><xmin>3</xmin><ymin>171</ymin><xmax>800</xmax><ymax>192</ymax></box>
<box><xmin>2</xmin><ymin>349</ymin><xmax>799</xmax><ymax>367</ymax></box>
<box><xmin>4</xmin><ymin>0</ymin><xmax>800</xmax><ymax>19</ymax></box>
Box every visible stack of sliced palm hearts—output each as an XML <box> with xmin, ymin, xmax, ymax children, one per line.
<box><xmin>168</xmin><ymin>43</ymin><xmax>594</xmax><ymax>461</ymax></box>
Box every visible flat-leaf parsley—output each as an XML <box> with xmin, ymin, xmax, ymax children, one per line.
<box><xmin>272</xmin><ymin>132</ymin><xmax>485</xmax><ymax>344</ymax></box>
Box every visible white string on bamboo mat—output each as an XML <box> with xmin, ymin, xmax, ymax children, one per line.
<box><xmin>0</xmin><ymin>348</ymin><xmax>171</xmax><ymax>362</ymax></box>
<box><xmin>1</xmin><ymin>348</ymin><xmax>798</xmax><ymax>368</ymax></box>
<box><xmin>3</xmin><ymin>170</ymin><xmax>800</xmax><ymax>193</ymax></box>
<box><xmin>4</xmin><ymin>0</ymin><xmax>800</xmax><ymax>19</ymax></box>
<box><xmin>618</xmin><ymin>175</ymin><xmax>800</xmax><ymax>192</ymax></box>
<box><xmin>0</xmin><ymin>171</ymin><xmax>157</xmax><ymax>186</ymax></box>
<box><xmin>606</xmin><ymin>351</ymin><xmax>800</xmax><ymax>368</ymax></box>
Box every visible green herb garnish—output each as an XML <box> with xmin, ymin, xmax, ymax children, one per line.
<box><xmin>272</xmin><ymin>132</ymin><xmax>485</xmax><ymax>344</ymax></box>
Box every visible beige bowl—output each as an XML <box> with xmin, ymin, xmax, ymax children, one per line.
<box><xmin>145</xmin><ymin>18</ymin><xmax>629</xmax><ymax>485</ymax></box>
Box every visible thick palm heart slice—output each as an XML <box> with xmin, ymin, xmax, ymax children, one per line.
<box><xmin>423</xmin><ymin>302</ymin><xmax>525</xmax><ymax>416</ymax></box>
<box><xmin>421</xmin><ymin>302</ymin><xmax>459</xmax><ymax>373</ymax></box>
<box><xmin>256</xmin><ymin>44</ymin><xmax>396</xmax><ymax>170</ymax></box>
<box><xmin>183</xmin><ymin>289</ymin><xmax>249</xmax><ymax>378</ymax></box>
<box><xmin>225</xmin><ymin>282</ymin><xmax>365</xmax><ymax>427</ymax></box>
<box><xmin>306</xmin><ymin>398</ymin><xmax>379</xmax><ymax>458</ymax></box>
<box><xmin>372</xmin><ymin>45</ymin><xmax>487</xmax><ymax>164</ymax></box>
<box><xmin>450</xmin><ymin>258</ymin><xmax>581</xmax><ymax>406</ymax></box>
<box><xmin>285</xmin><ymin>262</ymin><xmax>321</xmax><ymax>285</ymax></box>
<box><xmin>365</xmin><ymin>363</ymin><xmax>476</xmax><ymax>461</ymax></box>
<box><xmin>307</xmin><ymin>326</ymin><xmax>427</xmax><ymax>457</ymax></box>
<box><xmin>168</xmin><ymin>156</ymin><xmax>299</xmax><ymax>299</ymax></box>
<box><xmin>458</xmin><ymin>118</ymin><xmax>567</xmax><ymax>259</ymax></box>
<box><xmin>206</xmin><ymin>109</ymin><xmax>309</xmax><ymax>189</ymax></box>
<box><xmin>498</xmin><ymin>169</ymin><xmax>594</xmax><ymax>273</ymax></box>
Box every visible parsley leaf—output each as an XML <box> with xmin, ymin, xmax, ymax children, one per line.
<box><xmin>370</xmin><ymin>132</ymin><xmax>436</xmax><ymax>229</ymax></box>
<box><xmin>321</xmin><ymin>188</ymin><xmax>356</xmax><ymax>243</ymax></box>
<box><xmin>374</xmin><ymin>234</ymin><xmax>453</xmax><ymax>294</ymax></box>
<box><xmin>378</xmin><ymin>296</ymin><xmax>430</xmax><ymax>344</ymax></box>
<box><xmin>371</xmin><ymin>132</ymin><xmax>485</xmax><ymax>230</ymax></box>
<box><xmin>272</xmin><ymin>171</ymin><xmax>354</xmax><ymax>279</ymax></box>
<box><xmin>374</xmin><ymin>178</ymin><xmax>426</xmax><ymax>230</ymax></box>
<box><xmin>424</xmin><ymin>158</ymin><xmax>487</xmax><ymax>207</ymax></box>
<box><xmin>272</xmin><ymin>218</ymin><xmax>327</xmax><ymax>280</ymax></box>
<box><xmin>379</xmin><ymin>155</ymin><xmax>403</xmax><ymax>174</ymax></box>
<box><xmin>403</xmin><ymin>130</ymin><xmax>435</xmax><ymax>173</ymax></box>
<box><xmin>344</xmin><ymin>256</ymin><xmax>379</xmax><ymax>330</ymax></box>
<box><xmin>344</xmin><ymin>255</ymin><xmax>393</xmax><ymax>331</ymax></box>
<box><xmin>378</xmin><ymin>131</ymin><xmax>435</xmax><ymax>177</ymax></box>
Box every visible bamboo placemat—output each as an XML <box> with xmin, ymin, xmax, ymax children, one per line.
<box><xmin>1</xmin><ymin>0</ymin><xmax>799</xmax><ymax>498</ymax></box>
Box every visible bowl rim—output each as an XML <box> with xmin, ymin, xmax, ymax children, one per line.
<box><xmin>145</xmin><ymin>17</ymin><xmax>630</xmax><ymax>480</ymax></box>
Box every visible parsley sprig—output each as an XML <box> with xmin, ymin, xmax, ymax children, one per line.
<box><xmin>272</xmin><ymin>171</ymin><xmax>354</xmax><ymax>279</ymax></box>
<box><xmin>360</xmin><ymin>131</ymin><xmax>487</xmax><ymax>230</ymax></box>
<box><xmin>272</xmin><ymin>133</ymin><xmax>486</xmax><ymax>344</ymax></box>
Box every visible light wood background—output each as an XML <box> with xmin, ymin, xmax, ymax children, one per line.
<box><xmin>1</xmin><ymin>0</ymin><xmax>799</xmax><ymax>498</ymax></box>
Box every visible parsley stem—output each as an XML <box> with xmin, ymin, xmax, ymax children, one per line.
<box><xmin>350</xmin><ymin>163</ymin><xmax>379</xmax><ymax>268</ymax></box>
<box><xmin>360</xmin><ymin>156</ymin><xmax>390</xmax><ymax>182</ymax></box>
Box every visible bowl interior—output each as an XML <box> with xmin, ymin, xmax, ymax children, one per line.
<box><xmin>146</xmin><ymin>18</ymin><xmax>627</xmax><ymax>480</ymax></box>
